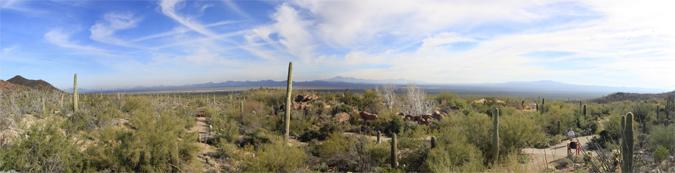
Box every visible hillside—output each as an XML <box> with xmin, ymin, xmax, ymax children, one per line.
<box><xmin>6</xmin><ymin>75</ymin><xmax>60</xmax><ymax>91</ymax></box>
<box><xmin>0</xmin><ymin>80</ymin><xmax>20</xmax><ymax>90</ymax></box>
<box><xmin>593</xmin><ymin>91</ymin><xmax>675</xmax><ymax>103</ymax></box>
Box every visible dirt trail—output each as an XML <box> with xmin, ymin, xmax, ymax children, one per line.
<box><xmin>191</xmin><ymin>116</ymin><xmax>220</xmax><ymax>172</ymax></box>
<box><xmin>522</xmin><ymin>135</ymin><xmax>595</xmax><ymax>171</ymax></box>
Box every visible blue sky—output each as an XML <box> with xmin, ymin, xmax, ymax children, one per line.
<box><xmin>1</xmin><ymin>0</ymin><xmax>674</xmax><ymax>90</ymax></box>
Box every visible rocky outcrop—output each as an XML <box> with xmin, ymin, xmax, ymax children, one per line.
<box><xmin>334</xmin><ymin>112</ymin><xmax>350</xmax><ymax>123</ymax></box>
<box><xmin>359</xmin><ymin>111</ymin><xmax>378</xmax><ymax>121</ymax></box>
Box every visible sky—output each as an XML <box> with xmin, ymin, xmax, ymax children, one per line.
<box><xmin>1</xmin><ymin>0</ymin><xmax>675</xmax><ymax>90</ymax></box>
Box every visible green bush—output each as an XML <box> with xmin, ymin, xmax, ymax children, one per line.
<box><xmin>85</xmin><ymin>105</ymin><xmax>198</xmax><ymax>172</ymax></box>
<box><xmin>423</xmin><ymin>126</ymin><xmax>484</xmax><ymax>172</ymax></box>
<box><xmin>653</xmin><ymin>145</ymin><xmax>669</xmax><ymax>163</ymax></box>
<box><xmin>500</xmin><ymin>112</ymin><xmax>546</xmax><ymax>154</ymax></box>
<box><xmin>433</xmin><ymin>92</ymin><xmax>467</xmax><ymax>110</ymax></box>
<box><xmin>211</xmin><ymin>115</ymin><xmax>240</xmax><ymax>143</ymax></box>
<box><xmin>649</xmin><ymin>125</ymin><xmax>675</xmax><ymax>151</ymax></box>
<box><xmin>245</xmin><ymin>143</ymin><xmax>307</xmax><ymax>172</ymax></box>
<box><xmin>0</xmin><ymin>118</ymin><xmax>84</xmax><ymax>172</ymax></box>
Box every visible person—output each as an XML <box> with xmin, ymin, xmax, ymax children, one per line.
<box><xmin>568</xmin><ymin>140</ymin><xmax>578</xmax><ymax>156</ymax></box>
<box><xmin>575</xmin><ymin>139</ymin><xmax>581</xmax><ymax>155</ymax></box>
<box><xmin>566</xmin><ymin>129</ymin><xmax>576</xmax><ymax>140</ymax></box>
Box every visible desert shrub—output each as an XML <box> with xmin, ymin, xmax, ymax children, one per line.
<box><xmin>423</xmin><ymin>126</ymin><xmax>484</xmax><ymax>172</ymax></box>
<box><xmin>84</xmin><ymin>105</ymin><xmax>198</xmax><ymax>172</ymax></box>
<box><xmin>433</xmin><ymin>92</ymin><xmax>467</xmax><ymax>111</ymax></box>
<box><xmin>0</xmin><ymin>118</ymin><xmax>84</xmax><ymax>172</ymax></box>
<box><xmin>365</xmin><ymin>142</ymin><xmax>389</xmax><ymax>169</ymax></box>
<box><xmin>653</xmin><ymin>145</ymin><xmax>669</xmax><ymax>163</ymax></box>
<box><xmin>400</xmin><ymin>145</ymin><xmax>429</xmax><ymax>172</ymax></box>
<box><xmin>211</xmin><ymin>115</ymin><xmax>240</xmax><ymax>143</ymax></box>
<box><xmin>64</xmin><ymin>111</ymin><xmax>97</xmax><ymax>133</ymax></box>
<box><xmin>338</xmin><ymin>90</ymin><xmax>383</xmax><ymax>113</ymax></box>
<box><xmin>542</xmin><ymin>103</ymin><xmax>579</xmax><ymax>135</ymax></box>
<box><xmin>245</xmin><ymin>142</ymin><xmax>307</xmax><ymax>172</ymax></box>
<box><xmin>649</xmin><ymin>125</ymin><xmax>675</xmax><ymax>151</ymax></box>
<box><xmin>332</xmin><ymin>103</ymin><xmax>353</xmax><ymax>115</ymax></box>
<box><xmin>500</xmin><ymin>112</ymin><xmax>546</xmax><ymax>154</ymax></box>
<box><xmin>316</xmin><ymin>133</ymin><xmax>354</xmax><ymax>158</ymax></box>
<box><xmin>289</xmin><ymin>113</ymin><xmax>317</xmax><ymax>137</ymax></box>
<box><xmin>370</xmin><ymin>111</ymin><xmax>404</xmax><ymax>135</ymax></box>
<box><xmin>313</xmin><ymin>133</ymin><xmax>366</xmax><ymax>171</ymax></box>
<box><xmin>238</xmin><ymin>128</ymin><xmax>273</xmax><ymax>149</ymax></box>
<box><xmin>603</xmin><ymin>115</ymin><xmax>623</xmax><ymax>142</ymax></box>
<box><xmin>459</xmin><ymin>112</ymin><xmax>491</xmax><ymax>159</ymax></box>
<box><xmin>121</xmin><ymin>96</ymin><xmax>151</xmax><ymax>113</ymax></box>
<box><xmin>299</xmin><ymin>121</ymin><xmax>344</xmax><ymax>142</ymax></box>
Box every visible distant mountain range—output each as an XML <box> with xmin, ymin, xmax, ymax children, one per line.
<box><xmin>73</xmin><ymin>76</ymin><xmax>668</xmax><ymax>99</ymax></box>
<box><xmin>593</xmin><ymin>91</ymin><xmax>675</xmax><ymax>103</ymax></box>
<box><xmin>4</xmin><ymin>75</ymin><xmax>669</xmax><ymax>100</ymax></box>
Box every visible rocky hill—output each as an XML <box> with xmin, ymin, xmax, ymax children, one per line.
<box><xmin>0</xmin><ymin>80</ymin><xmax>21</xmax><ymax>90</ymax></box>
<box><xmin>593</xmin><ymin>91</ymin><xmax>675</xmax><ymax>103</ymax></box>
<box><xmin>5</xmin><ymin>75</ymin><xmax>60</xmax><ymax>91</ymax></box>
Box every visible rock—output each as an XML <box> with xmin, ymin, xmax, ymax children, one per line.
<box><xmin>294</xmin><ymin>94</ymin><xmax>319</xmax><ymax>103</ymax></box>
<box><xmin>334</xmin><ymin>112</ymin><xmax>350</xmax><ymax>123</ymax></box>
<box><xmin>432</xmin><ymin>111</ymin><xmax>445</xmax><ymax>120</ymax></box>
<box><xmin>359</xmin><ymin>111</ymin><xmax>378</xmax><ymax>121</ymax></box>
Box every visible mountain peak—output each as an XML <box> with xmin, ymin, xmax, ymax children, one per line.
<box><xmin>8</xmin><ymin>75</ymin><xmax>27</xmax><ymax>82</ymax></box>
<box><xmin>6</xmin><ymin>75</ymin><xmax>60</xmax><ymax>91</ymax></box>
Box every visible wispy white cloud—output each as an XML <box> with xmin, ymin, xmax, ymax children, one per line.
<box><xmin>223</xmin><ymin>0</ymin><xmax>252</xmax><ymax>19</ymax></box>
<box><xmin>0</xmin><ymin>0</ymin><xmax>43</xmax><ymax>14</ymax></box>
<box><xmin>159</xmin><ymin>0</ymin><xmax>218</xmax><ymax>37</ymax></box>
<box><xmin>44</xmin><ymin>29</ymin><xmax>109</xmax><ymax>54</ymax></box>
<box><xmin>291</xmin><ymin>0</ymin><xmax>564</xmax><ymax>47</ymax></box>
<box><xmin>131</xmin><ymin>20</ymin><xmax>239</xmax><ymax>43</ymax></box>
<box><xmin>90</xmin><ymin>11</ymin><xmax>142</xmax><ymax>48</ymax></box>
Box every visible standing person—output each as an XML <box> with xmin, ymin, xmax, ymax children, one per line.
<box><xmin>567</xmin><ymin>140</ymin><xmax>578</xmax><ymax>156</ymax></box>
<box><xmin>566</xmin><ymin>129</ymin><xmax>576</xmax><ymax>140</ymax></box>
<box><xmin>575</xmin><ymin>138</ymin><xmax>581</xmax><ymax>155</ymax></box>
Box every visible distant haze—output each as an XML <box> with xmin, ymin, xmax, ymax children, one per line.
<box><xmin>69</xmin><ymin>77</ymin><xmax>668</xmax><ymax>100</ymax></box>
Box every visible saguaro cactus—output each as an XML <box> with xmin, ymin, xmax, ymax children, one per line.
<box><xmin>621</xmin><ymin>112</ymin><xmax>634</xmax><ymax>173</ymax></box>
<box><xmin>42</xmin><ymin>97</ymin><xmax>47</xmax><ymax>115</ymax></box>
<box><xmin>583</xmin><ymin>104</ymin><xmax>587</xmax><ymax>117</ymax></box>
<box><xmin>376</xmin><ymin>131</ymin><xmax>381</xmax><ymax>144</ymax></box>
<box><xmin>492</xmin><ymin>107</ymin><xmax>500</xmax><ymax>165</ymax></box>
<box><xmin>284</xmin><ymin>62</ymin><xmax>293</xmax><ymax>143</ymax></box>
<box><xmin>656</xmin><ymin>106</ymin><xmax>662</xmax><ymax>124</ymax></box>
<box><xmin>539</xmin><ymin>98</ymin><xmax>546</xmax><ymax>113</ymax></box>
<box><xmin>73</xmin><ymin>73</ymin><xmax>78</xmax><ymax>112</ymax></box>
<box><xmin>666</xmin><ymin>96</ymin><xmax>674</xmax><ymax>120</ymax></box>
<box><xmin>390</xmin><ymin>133</ymin><xmax>398</xmax><ymax>168</ymax></box>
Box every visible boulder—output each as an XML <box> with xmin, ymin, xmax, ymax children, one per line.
<box><xmin>359</xmin><ymin>111</ymin><xmax>378</xmax><ymax>121</ymax></box>
<box><xmin>334</xmin><ymin>112</ymin><xmax>350</xmax><ymax>123</ymax></box>
<box><xmin>294</xmin><ymin>94</ymin><xmax>319</xmax><ymax>103</ymax></box>
<box><xmin>432</xmin><ymin>111</ymin><xmax>445</xmax><ymax>120</ymax></box>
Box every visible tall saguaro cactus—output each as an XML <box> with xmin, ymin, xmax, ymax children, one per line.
<box><xmin>539</xmin><ymin>98</ymin><xmax>546</xmax><ymax>113</ymax></box>
<box><xmin>492</xmin><ymin>107</ymin><xmax>500</xmax><ymax>165</ymax></box>
<box><xmin>666</xmin><ymin>96</ymin><xmax>674</xmax><ymax>121</ymax></box>
<box><xmin>391</xmin><ymin>133</ymin><xmax>398</xmax><ymax>168</ymax></box>
<box><xmin>284</xmin><ymin>62</ymin><xmax>293</xmax><ymax>143</ymax></box>
<box><xmin>621</xmin><ymin>112</ymin><xmax>634</xmax><ymax>173</ymax></box>
<box><xmin>42</xmin><ymin>97</ymin><xmax>47</xmax><ymax>115</ymax></box>
<box><xmin>582</xmin><ymin>104</ymin><xmax>587</xmax><ymax>117</ymax></box>
<box><xmin>376</xmin><ymin>131</ymin><xmax>381</xmax><ymax>144</ymax></box>
<box><xmin>73</xmin><ymin>73</ymin><xmax>79</xmax><ymax>112</ymax></box>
